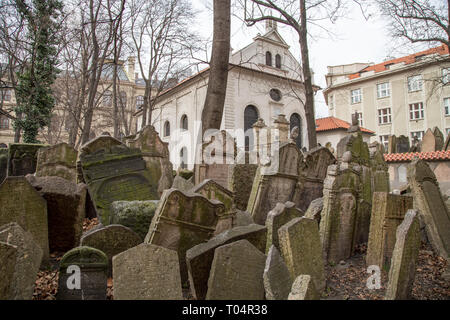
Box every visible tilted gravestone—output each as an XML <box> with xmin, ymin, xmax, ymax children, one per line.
<box><xmin>206</xmin><ymin>240</ymin><xmax>266</xmax><ymax>300</ymax></box>
<box><xmin>407</xmin><ymin>158</ymin><xmax>450</xmax><ymax>259</ymax></box>
<box><xmin>0</xmin><ymin>148</ymin><xmax>7</xmax><ymax>183</ymax></box>
<box><xmin>57</xmin><ymin>246</ymin><xmax>108</xmax><ymax>300</ymax></box>
<box><xmin>7</xmin><ymin>143</ymin><xmax>46</xmax><ymax>177</ymax></box>
<box><xmin>0</xmin><ymin>241</ymin><xmax>17</xmax><ymax>300</ymax></box>
<box><xmin>110</xmin><ymin>200</ymin><xmax>159</xmax><ymax>239</ymax></box>
<box><xmin>385</xmin><ymin>210</ymin><xmax>421</xmax><ymax>300</ymax></box>
<box><xmin>113</xmin><ymin>243</ymin><xmax>183</xmax><ymax>300</ymax></box>
<box><xmin>186</xmin><ymin>223</ymin><xmax>267</xmax><ymax>300</ymax></box>
<box><xmin>304</xmin><ymin>197</ymin><xmax>323</xmax><ymax>224</ymax></box>
<box><xmin>0</xmin><ymin>177</ymin><xmax>49</xmax><ymax>262</ymax></box>
<box><xmin>228</xmin><ymin>160</ymin><xmax>258</xmax><ymax>211</ymax></box>
<box><xmin>369</xmin><ymin>142</ymin><xmax>390</xmax><ymax>193</ymax></box>
<box><xmin>145</xmin><ymin>188</ymin><xmax>225</xmax><ymax>284</ymax></box>
<box><xmin>288</xmin><ymin>275</ymin><xmax>319</xmax><ymax>300</ymax></box>
<box><xmin>35</xmin><ymin>143</ymin><xmax>78</xmax><ymax>182</ymax></box>
<box><xmin>263</xmin><ymin>245</ymin><xmax>292</xmax><ymax>300</ymax></box>
<box><xmin>279</xmin><ymin>217</ymin><xmax>325</xmax><ymax>293</ymax></box>
<box><xmin>0</xmin><ymin>223</ymin><xmax>43</xmax><ymax>300</ymax></box>
<box><xmin>171</xmin><ymin>175</ymin><xmax>194</xmax><ymax>192</ymax></box>
<box><xmin>366</xmin><ymin>193</ymin><xmax>413</xmax><ymax>270</ymax></box>
<box><xmin>265</xmin><ymin>201</ymin><xmax>304</xmax><ymax>253</ymax></box>
<box><xmin>125</xmin><ymin>125</ymin><xmax>173</xmax><ymax>196</ymax></box>
<box><xmin>78</xmin><ymin>136</ymin><xmax>158</xmax><ymax>224</ymax></box>
<box><xmin>26</xmin><ymin>175</ymin><xmax>87</xmax><ymax>253</ymax></box>
<box><xmin>421</xmin><ymin>127</ymin><xmax>444</xmax><ymax>152</ymax></box>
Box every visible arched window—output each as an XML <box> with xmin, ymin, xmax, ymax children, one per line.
<box><xmin>275</xmin><ymin>54</ymin><xmax>282</xmax><ymax>69</ymax></box>
<box><xmin>136</xmin><ymin>96</ymin><xmax>144</xmax><ymax>110</ymax></box>
<box><xmin>164</xmin><ymin>121</ymin><xmax>170</xmax><ymax>137</ymax></box>
<box><xmin>181</xmin><ymin>114</ymin><xmax>188</xmax><ymax>130</ymax></box>
<box><xmin>119</xmin><ymin>91</ymin><xmax>127</xmax><ymax>108</ymax></box>
<box><xmin>180</xmin><ymin>147</ymin><xmax>187</xmax><ymax>169</ymax></box>
<box><xmin>290</xmin><ymin>113</ymin><xmax>302</xmax><ymax>149</ymax></box>
<box><xmin>265</xmin><ymin>51</ymin><xmax>272</xmax><ymax>66</ymax></box>
<box><xmin>244</xmin><ymin>105</ymin><xmax>259</xmax><ymax>151</ymax></box>
<box><xmin>103</xmin><ymin>90</ymin><xmax>112</xmax><ymax>107</ymax></box>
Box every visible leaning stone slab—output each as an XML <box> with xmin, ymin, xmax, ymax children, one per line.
<box><xmin>0</xmin><ymin>176</ymin><xmax>49</xmax><ymax>262</ymax></box>
<box><xmin>110</xmin><ymin>200</ymin><xmax>159</xmax><ymax>239</ymax></box>
<box><xmin>0</xmin><ymin>148</ymin><xmax>7</xmax><ymax>183</ymax></box>
<box><xmin>228</xmin><ymin>162</ymin><xmax>258</xmax><ymax>211</ymax></box>
<box><xmin>35</xmin><ymin>143</ymin><xmax>78</xmax><ymax>182</ymax></box>
<box><xmin>279</xmin><ymin>217</ymin><xmax>325</xmax><ymax>293</ymax></box>
<box><xmin>0</xmin><ymin>223</ymin><xmax>43</xmax><ymax>300</ymax></box>
<box><xmin>171</xmin><ymin>175</ymin><xmax>194</xmax><ymax>192</ymax></box>
<box><xmin>366</xmin><ymin>193</ymin><xmax>413</xmax><ymax>270</ymax></box>
<box><xmin>26</xmin><ymin>175</ymin><xmax>87</xmax><ymax>253</ymax></box>
<box><xmin>304</xmin><ymin>197</ymin><xmax>323</xmax><ymax>224</ymax></box>
<box><xmin>57</xmin><ymin>246</ymin><xmax>108</xmax><ymax>300</ymax></box>
<box><xmin>7</xmin><ymin>143</ymin><xmax>46</xmax><ymax>177</ymax></box>
<box><xmin>266</xmin><ymin>202</ymin><xmax>304</xmax><ymax>253</ymax></box>
<box><xmin>288</xmin><ymin>275</ymin><xmax>319</xmax><ymax>300</ymax></box>
<box><xmin>186</xmin><ymin>224</ymin><xmax>267</xmax><ymax>300</ymax></box>
<box><xmin>113</xmin><ymin>243</ymin><xmax>182</xmax><ymax>300</ymax></box>
<box><xmin>206</xmin><ymin>240</ymin><xmax>266</xmax><ymax>300</ymax></box>
<box><xmin>0</xmin><ymin>241</ymin><xmax>17</xmax><ymax>299</ymax></box>
<box><xmin>263</xmin><ymin>245</ymin><xmax>292</xmax><ymax>300</ymax></box>
<box><xmin>232</xmin><ymin>209</ymin><xmax>254</xmax><ymax>227</ymax></box>
<box><xmin>385</xmin><ymin>210</ymin><xmax>421</xmax><ymax>300</ymax></box>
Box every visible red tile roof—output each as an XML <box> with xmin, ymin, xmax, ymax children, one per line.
<box><xmin>316</xmin><ymin>116</ymin><xmax>374</xmax><ymax>134</ymax></box>
<box><xmin>349</xmin><ymin>45</ymin><xmax>449</xmax><ymax>80</ymax></box>
<box><xmin>384</xmin><ymin>151</ymin><xmax>450</xmax><ymax>163</ymax></box>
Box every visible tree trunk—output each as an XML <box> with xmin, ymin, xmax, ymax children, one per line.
<box><xmin>140</xmin><ymin>82</ymin><xmax>151</xmax><ymax>129</ymax></box>
<box><xmin>14</xmin><ymin>112</ymin><xmax>21</xmax><ymax>142</ymax></box>
<box><xmin>201</xmin><ymin>0</ymin><xmax>231</xmax><ymax>135</ymax></box>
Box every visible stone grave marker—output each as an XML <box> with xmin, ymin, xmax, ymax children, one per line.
<box><xmin>35</xmin><ymin>142</ymin><xmax>78</xmax><ymax>182</ymax></box>
<box><xmin>288</xmin><ymin>275</ymin><xmax>319</xmax><ymax>300</ymax></box>
<box><xmin>263</xmin><ymin>245</ymin><xmax>292</xmax><ymax>300</ymax></box>
<box><xmin>304</xmin><ymin>197</ymin><xmax>323</xmax><ymax>224</ymax></box>
<box><xmin>7</xmin><ymin>143</ymin><xmax>46</xmax><ymax>177</ymax></box>
<box><xmin>228</xmin><ymin>160</ymin><xmax>258</xmax><ymax>211</ymax></box>
<box><xmin>0</xmin><ymin>148</ymin><xmax>7</xmax><ymax>183</ymax></box>
<box><xmin>421</xmin><ymin>127</ymin><xmax>444</xmax><ymax>152</ymax></box>
<box><xmin>171</xmin><ymin>175</ymin><xmax>194</xmax><ymax>192</ymax></box>
<box><xmin>0</xmin><ymin>241</ymin><xmax>17</xmax><ymax>299</ymax></box>
<box><xmin>396</xmin><ymin>135</ymin><xmax>410</xmax><ymax>153</ymax></box>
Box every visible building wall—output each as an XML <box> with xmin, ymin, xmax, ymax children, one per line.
<box><xmin>317</xmin><ymin>130</ymin><xmax>372</xmax><ymax>150</ymax></box>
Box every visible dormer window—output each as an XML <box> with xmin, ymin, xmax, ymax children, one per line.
<box><xmin>266</xmin><ymin>51</ymin><xmax>272</xmax><ymax>66</ymax></box>
<box><xmin>275</xmin><ymin>54</ymin><xmax>281</xmax><ymax>69</ymax></box>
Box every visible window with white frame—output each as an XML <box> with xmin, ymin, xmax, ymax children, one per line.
<box><xmin>411</xmin><ymin>131</ymin><xmax>424</xmax><ymax>141</ymax></box>
<box><xmin>443</xmin><ymin>68</ymin><xmax>450</xmax><ymax>84</ymax></box>
<box><xmin>329</xmin><ymin>94</ymin><xmax>334</xmax><ymax>109</ymax></box>
<box><xmin>407</xmin><ymin>75</ymin><xmax>423</xmax><ymax>92</ymax></box>
<box><xmin>1</xmin><ymin>89</ymin><xmax>11</xmax><ymax>101</ymax></box>
<box><xmin>136</xmin><ymin>96</ymin><xmax>144</xmax><ymax>110</ymax></box>
<box><xmin>379</xmin><ymin>135</ymin><xmax>389</xmax><ymax>151</ymax></box>
<box><xmin>409</xmin><ymin>102</ymin><xmax>424</xmax><ymax>120</ymax></box>
<box><xmin>357</xmin><ymin>112</ymin><xmax>363</xmax><ymax>126</ymax></box>
<box><xmin>377</xmin><ymin>82</ymin><xmax>390</xmax><ymax>98</ymax></box>
<box><xmin>0</xmin><ymin>116</ymin><xmax>9</xmax><ymax>129</ymax></box>
<box><xmin>351</xmin><ymin>89</ymin><xmax>362</xmax><ymax>104</ymax></box>
<box><xmin>378</xmin><ymin>108</ymin><xmax>392</xmax><ymax>124</ymax></box>
<box><xmin>444</xmin><ymin>97</ymin><xmax>450</xmax><ymax>116</ymax></box>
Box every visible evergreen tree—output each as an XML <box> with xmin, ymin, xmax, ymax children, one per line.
<box><xmin>13</xmin><ymin>0</ymin><xmax>63</xmax><ymax>143</ymax></box>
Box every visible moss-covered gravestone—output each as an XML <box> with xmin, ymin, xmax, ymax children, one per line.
<box><xmin>7</xmin><ymin>143</ymin><xmax>46</xmax><ymax>176</ymax></box>
<box><xmin>263</xmin><ymin>245</ymin><xmax>292</xmax><ymax>300</ymax></box>
<box><xmin>57</xmin><ymin>246</ymin><xmax>108</xmax><ymax>300</ymax></box>
<box><xmin>0</xmin><ymin>148</ymin><xmax>8</xmax><ymax>183</ymax></box>
<box><xmin>421</xmin><ymin>127</ymin><xmax>444</xmax><ymax>152</ymax></box>
<box><xmin>228</xmin><ymin>161</ymin><xmax>258</xmax><ymax>211</ymax></box>
<box><xmin>0</xmin><ymin>241</ymin><xmax>17</xmax><ymax>299</ymax></box>
<box><xmin>288</xmin><ymin>275</ymin><xmax>319</xmax><ymax>300</ymax></box>
<box><xmin>369</xmin><ymin>142</ymin><xmax>390</xmax><ymax>193</ymax></box>
<box><xmin>35</xmin><ymin>143</ymin><xmax>78</xmax><ymax>182</ymax></box>
<box><xmin>78</xmin><ymin>136</ymin><xmax>158</xmax><ymax>224</ymax></box>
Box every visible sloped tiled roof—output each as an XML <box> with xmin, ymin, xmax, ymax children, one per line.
<box><xmin>349</xmin><ymin>45</ymin><xmax>449</xmax><ymax>80</ymax></box>
<box><xmin>384</xmin><ymin>150</ymin><xmax>450</xmax><ymax>163</ymax></box>
<box><xmin>316</xmin><ymin>116</ymin><xmax>375</xmax><ymax>134</ymax></box>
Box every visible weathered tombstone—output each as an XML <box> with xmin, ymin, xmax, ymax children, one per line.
<box><xmin>0</xmin><ymin>176</ymin><xmax>49</xmax><ymax>262</ymax></box>
<box><xmin>366</xmin><ymin>193</ymin><xmax>413</xmax><ymax>270</ymax></box>
<box><xmin>388</xmin><ymin>135</ymin><xmax>397</xmax><ymax>154</ymax></box>
<box><xmin>385</xmin><ymin>210</ymin><xmax>421</xmax><ymax>300</ymax></box>
<box><xmin>57</xmin><ymin>246</ymin><xmax>108</xmax><ymax>300</ymax></box>
<box><xmin>263</xmin><ymin>245</ymin><xmax>292</xmax><ymax>300</ymax></box>
<box><xmin>421</xmin><ymin>127</ymin><xmax>444</xmax><ymax>152</ymax></box>
<box><xmin>110</xmin><ymin>200</ymin><xmax>159</xmax><ymax>239</ymax></box>
<box><xmin>35</xmin><ymin>143</ymin><xmax>78</xmax><ymax>182</ymax></box>
<box><xmin>369</xmin><ymin>142</ymin><xmax>390</xmax><ymax>193</ymax></box>
<box><xmin>7</xmin><ymin>143</ymin><xmax>46</xmax><ymax>177</ymax></box>
<box><xmin>113</xmin><ymin>243</ymin><xmax>182</xmax><ymax>300</ymax></box>
<box><xmin>186</xmin><ymin>224</ymin><xmax>267</xmax><ymax>300</ymax></box>
<box><xmin>278</xmin><ymin>217</ymin><xmax>325</xmax><ymax>293</ymax></box>
<box><xmin>0</xmin><ymin>241</ymin><xmax>17</xmax><ymax>300</ymax></box>
<box><xmin>265</xmin><ymin>201</ymin><xmax>304</xmax><ymax>253</ymax></box>
<box><xmin>228</xmin><ymin>154</ymin><xmax>258</xmax><ymax>211</ymax></box>
<box><xmin>125</xmin><ymin>125</ymin><xmax>174</xmax><ymax>196</ymax></box>
<box><xmin>26</xmin><ymin>175</ymin><xmax>87</xmax><ymax>253</ymax></box>
<box><xmin>171</xmin><ymin>175</ymin><xmax>194</xmax><ymax>192</ymax></box>
<box><xmin>80</xmin><ymin>224</ymin><xmax>142</xmax><ymax>274</ymax></box>
<box><xmin>78</xmin><ymin>136</ymin><xmax>158</xmax><ymax>224</ymax></box>
<box><xmin>0</xmin><ymin>148</ymin><xmax>7</xmax><ymax>183</ymax></box>
<box><xmin>0</xmin><ymin>223</ymin><xmax>43</xmax><ymax>300</ymax></box>
<box><xmin>396</xmin><ymin>135</ymin><xmax>410</xmax><ymax>153</ymax></box>
<box><xmin>407</xmin><ymin>158</ymin><xmax>450</xmax><ymax>259</ymax></box>
<box><xmin>444</xmin><ymin>133</ymin><xmax>450</xmax><ymax>151</ymax></box>
<box><xmin>232</xmin><ymin>209</ymin><xmax>254</xmax><ymax>227</ymax></box>
<box><xmin>145</xmin><ymin>188</ymin><xmax>225</xmax><ymax>283</ymax></box>
<box><xmin>304</xmin><ymin>197</ymin><xmax>323</xmax><ymax>224</ymax></box>
<box><xmin>288</xmin><ymin>275</ymin><xmax>319</xmax><ymax>300</ymax></box>
<box><xmin>206</xmin><ymin>240</ymin><xmax>266</xmax><ymax>300</ymax></box>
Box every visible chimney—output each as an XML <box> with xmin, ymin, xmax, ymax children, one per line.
<box><xmin>127</xmin><ymin>56</ymin><xmax>136</xmax><ymax>83</ymax></box>
<box><xmin>265</xmin><ymin>20</ymin><xmax>277</xmax><ymax>33</ymax></box>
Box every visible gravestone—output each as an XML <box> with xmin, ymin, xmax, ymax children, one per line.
<box><xmin>421</xmin><ymin>127</ymin><xmax>444</xmax><ymax>152</ymax></box>
<box><xmin>206</xmin><ymin>240</ymin><xmax>266</xmax><ymax>300</ymax></box>
<box><xmin>0</xmin><ymin>223</ymin><xmax>43</xmax><ymax>300</ymax></box>
<box><xmin>228</xmin><ymin>155</ymin><xmax>258</xmax><ymax>211</ymax></box>
<box><xmin>113</xmin><ymin>243</ymin><xmax>182</xmax><ymax>300</ymax></box>
<box><xmin>407</xmin><ymin>158</ymin><xmax>450</xmax><ymax>259</ymax></box>
<box><xmin>388</xmin><ymin>135</ymin><xmax>397</xmax><ymax>154</ymax></box>
<box><xmin>186</xmin><ymin>224</ymin><xmax>267</xmax><ymax>300</ymax></box>
<box><xmin>0</xmin><ymin>241</ymin><xmax>17</xmax><ymax>299</ymax></box>
<box><xmin>396</xmin><ymin>135</ymin><xmax>410</xmax><ymax>153</ymax></box>
<box><xmin>278</xmin><ymin>217</ymin><xmax>325</xmax><ymax>293</ymax></box>
<box><xmin>0</xmin><ymin>177</ymin><xmax>49</xmax><ymax>262</ymax></box>
<box><xmin>110</xmin><ymin>200</ymin><xmax>159</xmax><ymax>239</ymax></box>
<box><xmin>366</xmin><ymin>193</ymin><xmax>413</xmax><ymax>270</ymax></box>
<box><xmin>26</xmin><ymin>175</ymin><xmax>87</xmax><ymax>252</ymax></box>
<box><xmin>35</xmin><ymin>143</ymin><xmax>78</xmax><ymax>182</ymax></box>
<box><xmin>233</xmin><ymin>209</ymin><xmax>254</xmax><ymax>227</ymax></box>
<box><xmin>0</xmin><ymin>148</ymin><xmax>7</xmax><ymax>183</ymax></box>
<box><xmin>145</xmin><ymin>188</ymin><xmax>225</xmax><ymax>284</ymax></box>
<box><xmin>288</xmin><ymin>275</ymin><xmax>319</xmax><ymax>300</ymax></box>
<box><xmin>7</xmin><ymin>143</ymin><xmax>46</xmax><ymax>177</ymax></box>
<box><xmin>385</xmin><ymin>210</ymin><xmax>421</xmax><ymax>300</ymax></box>
<box><xmin>80</xmin><ymin>224</ymin><xmax>142</xmax><ymax>274</ymax></box>
<box><xmin>304</xmin><ymin>197</ymin><xmax>323</xmax><ymax>224</ymax></box>
<box><xmin>171</xmin><ymin>175</ymin><xmax>194</xmax><ymax>192</ymax></box>
<box><xmin>57</xmin><ymin>246</ymin><xmax>108</xmax><ymax>300</ymax></box>
<box><xmin>125</xmin><ymin>125</ymin><xmax>173</xmax><ymax>196</ymax></box>
<box><xmin>265</xmin><ymin>201</ymin><xmax>304</xmax><ymax>253</ymax></box>
<box><xmin>369</xmin><ymin>142</ymin><xmax>390</xmax><ymax>193</ymax></box>
<box><xmin>263</xmin><ymin>245</ymin><xmax>292</xmax><ymax>300</ymax></box>
<box><xmin>78</xmin><ymin>136</ymin><xmax>157</xmax><ymax>224</ymax></box>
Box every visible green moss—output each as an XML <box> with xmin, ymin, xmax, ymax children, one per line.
<box><xmin>178</xmin><ymin>169</ymin><xmax>193</xmax><ymax>180</ymax></box>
